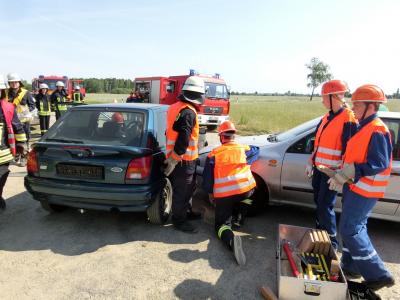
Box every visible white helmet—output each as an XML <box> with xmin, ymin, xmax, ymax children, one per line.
<box><xmin>180</xmin><ymin>76</ymin><xmax>205</xmax><ymax>105</ymax></box>
<box><xmin>56</xmin><ymin>81</ymin><xmax>65</xmax><ymax>87</ymax></box>
<box><xmin>0</xmin><ymin>74</ymin><xmax>7</xmax><ymax>89</ymax></box>
<box><xmin>39</xmin><ymin>83</ymin><xmax>49</xmax><ymax>89</ymax></box>
<box><xmin>7</xmin><ymin>72</ymin><xmax>22</xmax><ymax>82</ymax></box>
<box><xmin>74</xmin><ymin>85</ymin><xmax>80</xmax><ymax>90</ymax></box>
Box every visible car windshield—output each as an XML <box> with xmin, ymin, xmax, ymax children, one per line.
<box><xmin>276</xmin><ymin>117</ymin><xmax>321</xmax><ymax>142</ymax></box>
<box><xmin>205</xmin><ymin>82</ymin><xmax>229</xmax><ymax>99</ymax></box>
<box><xmin>43</xmin><ymin>110</ymin><xmax>145</xmax><ymax>147</ymax></box>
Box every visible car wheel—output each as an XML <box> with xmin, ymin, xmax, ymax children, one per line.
<box><xmin>147</xmin><ymin>178</ymin><xmax>172</xmax><ymax>224</ymax></box>
<box><xmin>207</xmin><ymin>125</ymin><xmax>218</xmax><ymax>131</ymax></box>
<box><xmin>247</xmin><ymin>173</ymin><xmax>268</xmax><ymax>217</ymax></box>
<box><xmin>40</xmin><ymin>199</ymin><xmax>68</xmax><ymax>213</ymax></box>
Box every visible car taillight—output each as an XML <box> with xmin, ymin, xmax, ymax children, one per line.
<box><xmin>27</xmin><ymin>150</ymin><xmax>39</xmax><ymax>173</ymax></box>
<box><xmin>125</xmin><ymin>156</ymin><xmax>152</xmax><ymax>181</ymax></box>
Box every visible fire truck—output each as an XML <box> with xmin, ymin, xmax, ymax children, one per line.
<box><xmin>31</xmin><ymin>75</ymin><xmax>86</xmax><ymax>98</ymax></box>
<box><xmin>134</xmin><ymin>70</ymin><xmax>230</xmax><ymax>129</ymax></box>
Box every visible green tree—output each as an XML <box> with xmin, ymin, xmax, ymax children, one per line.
<box><xmin>306</xmin><ymin>57</ymin><xmax>332</xmax><ymax>101</ymax></box>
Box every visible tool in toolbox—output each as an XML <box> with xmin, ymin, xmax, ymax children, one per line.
<box><xmin>277</xmin><ymin>224</ymin><xmax>348</xmax><ymax>300</ymax></box>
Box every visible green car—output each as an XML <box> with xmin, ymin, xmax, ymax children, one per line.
<box><xmin>24</xmin><ymin>103</ymin><xmax>172</xmax><ymax>224</ymax></box>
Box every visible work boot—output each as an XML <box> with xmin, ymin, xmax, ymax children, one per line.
<box><xmin>232</xmin><ymin>235</ymin><xmax>246</xmax><ymax>266</ymax></box>
<box><xmin>342</xmin><ymin>268</ymin><xmax>362</xmax><ymax>280</ymax></box>
<box><xmin>0</xmin><ymin>197</ymin><xmax>6</xmax><ymax>211</ymax></box>
<box><xmin>363</xmin><ymin>276</ymin><xmax>395</xmax><ymax>291</ymax></box>
<box><xmin>186</xmin><ymin>209</ymin><xmax>202</xmax><ymax>220</ymax></box>
<box><xmin>173</xmin><ymin>221</ymin><xmax>198</xmax><ymax>234</ymax></box>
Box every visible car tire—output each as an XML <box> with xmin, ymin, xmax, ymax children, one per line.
<box><xmin>207</xmin><ymin>125</ymin><xmax>218</xmax><ymax>131</ymax></box>
<box><xmin>40</xmin><ymin>200</ymin><xmax>68</xmax><ymax>213</ymax></box>
<box><xmin>247</xmin><ymin>173</ymin><xmax>268</xmax><ymax>217</ymax></box>
<box><xmin>147</xmin><ymin>178</ymin><xmax>173</xmax><ymax>225</ymax></box>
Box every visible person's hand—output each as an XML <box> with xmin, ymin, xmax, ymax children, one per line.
<box><xmin>328</xmin><ymin>177</ymin><xmax>343</xmax><ymax>193</ymax></box>
<box><xmin>163</xmin><ymin>152</ymin><xmax>180</xmax><ymax>176</ymax></box>
<box><xmin>305</xmin><ymin>163</ymin><xmax>313</xmax><ymax>178</ymax></box>
<box><xmin>334</xmin><ymin>163</ymin><xmax>355</xmax><ymax>185</ymax></box>
<box><xmin>316</xmin><ymin>164</ymin><xmax>336</xmax><ymax>178</ymax></box>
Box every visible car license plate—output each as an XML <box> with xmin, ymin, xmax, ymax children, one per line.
<box><xmin>56</xmin><ymin>164</ymin><xmax>104</xmax><ymax>179</ymax></box>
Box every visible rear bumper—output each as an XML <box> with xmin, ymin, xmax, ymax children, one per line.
<box><xmin>24</xmin><ymin>175</ymin><xmax>162</xmax><ymax>212</ymax></box>
<box><xmin>198</xmin><ymin>114</ymin><xmax>229</xmax><ymax>126</ymax></box>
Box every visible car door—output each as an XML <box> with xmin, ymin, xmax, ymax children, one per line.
<box><xmin>382</xmin><ymin>117</ymin><xmax>400</xmax><ymax>216</ymax></box>
<box><xmin>279</xmin><ymin>130</ymin><xmax>315</xmax><ymax>207</ymax></box>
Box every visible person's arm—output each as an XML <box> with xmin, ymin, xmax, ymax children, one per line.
<box><xmin>11</xmin><ymin>108</ymin><xmax>27</xmax><ymax>144</ymax></box>
<box><xmin>354</xmin><ymin>131</ymin><xmax>392</xmax><ymax>181</ymax></box>
<box><xmin>341</xmin><ymin>121</ymin><xmax>358</xmax><ymax>155</ymax></box>
<box><xmin>35</xmin><ymin>95</ymin><xmax>41</xmax><ymax>110</ymax></box>
<box><xmin>172</xmin><ymin>108</ymin><xmax>196</xmax><ymax>156</ymax></box>
<box><xmin>25</xmin><ymin>92</ymin><xmax>36</xmax><ymax>112</ymax></box>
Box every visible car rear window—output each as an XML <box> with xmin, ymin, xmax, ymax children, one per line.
<box><xmin>44</xmin><ymin>110</ymin><xmax>145</xmax><ymax>146</ymax></box>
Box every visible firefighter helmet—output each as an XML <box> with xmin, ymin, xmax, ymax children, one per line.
<box><xmin>321</xmin><ymin>80</ymin><xmax>348</xmax><ymax>95</ymax></box>
<box><xmin>7</xmin><ymin>73</ymin><xmax>22</xmax><ymax>82</ymax></box>
<box><xmin>351</xmin><ymin>84</ymin><xmax>387</xmax><ymax>103</ymax></box>
<box><xmin>112</xmin><ymin>112</ymin><xmax>124</xmax><ymax>124</ymax></box>
<box><xmin>0</xmin><ymin>74</ymin><xmax>7</xmax><ymax>89</ymax></box>
<box><xmin>74</xmin><ymin>85</ymin><xmax>80</xmax><ymax>90</ymax></box>
<box><xmin>218</xmin><ymin>121</ymin><xmax>237</xmax><ymax>136</ymax></box>
<box><xmin>180</xmin><ymin>76</ymin><xmax>205</xmax><ymax>105</ymax></box>
<box><xmin>56</xmin><ymin>81</ymin><xmax>65</xmax><ymax>87</ymax></box>
<box><xmin>39</xmin><ymin>83</ymin><xmax>49</xmax><ymax>89</ymax></box>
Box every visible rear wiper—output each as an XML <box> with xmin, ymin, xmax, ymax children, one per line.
<box><xmin>45</xmin><ymin>138</ymin><xmax>83</xmax><ymax>144</ymax></box>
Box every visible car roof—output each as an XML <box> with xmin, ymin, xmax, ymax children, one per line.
<box><xmin>378</xmin><ymin>111</ymin><xmax>400</xmax><ymax>119</ymax></box>
<box><xmin>71</xmin><ymin>103</ymin><xmax>169</xmax><ymax>111</ymax></box>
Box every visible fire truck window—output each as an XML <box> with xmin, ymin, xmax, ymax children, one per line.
<box><xmin>166</xmin><ymin>82</ymin><xmax>175</xmax><ymax>93</ymax></box>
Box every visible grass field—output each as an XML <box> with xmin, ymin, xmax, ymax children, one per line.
<box><xmin>85</xmin><ymin>93</ymin><xmax>400</xmax><ymax>135</ymax></box>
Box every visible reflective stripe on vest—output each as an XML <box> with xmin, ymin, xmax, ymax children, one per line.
<box><xmin>166</xmin><ymin>101</ymin><xmax>199</xmax><ymax>161</ymax></box>
<box><xmin>39</xmin><ymin>101</ymin><xmax>51</xmax><ymax>116</ymax></box>
<box><xmin>11</xmin><ymin>88</ymin><xmax>27</xmax><ymax>106</ymax></box>
<box><xmin>209</xmin><ymin>143</ymin><xmax>256</xmax><ymax>198</ymax></box>
<box><xmin>57</xmin><ymin>97</ymin><xmax>68</xmax><ymax>111</ymax></box>
<box><xmin>344</xmin><ymin>118</ymin><xmax>391</xmax><ymax>198</ymax></box>
<box><xmin>314</xmin><ymin>108</ymin><xmax>356</xmax><ymax>168</ymax></box>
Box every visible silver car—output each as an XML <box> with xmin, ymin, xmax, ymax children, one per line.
<box><xmin>198</xmin><ymin>111</ymin><xmax>400</xmax><ymax>222</ymax></box>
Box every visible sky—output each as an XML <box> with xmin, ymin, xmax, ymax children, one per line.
<box><xmin>1</xmin><ymin>0</ymin><xmax>400</xmax><ymax>94</ymax></box>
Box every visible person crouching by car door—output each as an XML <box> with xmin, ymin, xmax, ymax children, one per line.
<box><xmin>35</xmin><ymin>83</ymin><xmax>52</xmax><ymax>136</ymax></box>
<box><xmin>306</xmin><ymin>79</ymin><xmax>357</xmax><ymax>249</ymax></box>
<box><xmin>202</xmin><ymin>121</ymin><xmax>259</xmax><ymax>266</ymax></box>
<box><xmin>0</xmin><ymin>74</ymin><xmax>27</xmax><ymax>210</ymax></box>
<box><xmin>164</xmin><ymin>76</ymin><xmax>205</xmax><ymax>234</ymax></box>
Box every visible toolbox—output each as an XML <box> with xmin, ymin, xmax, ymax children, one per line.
<box><xmin>277</xmin><ymin>224</ymin><xmax>348</xmax><ymax>300</ymax></box>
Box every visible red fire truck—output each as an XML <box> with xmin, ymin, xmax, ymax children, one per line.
<box><xmin>31</xmin><ymin>75</ymin><xmax>86</xmax><ymax>98</ymax></box>
<box><xmin>134</xmin><ymin>70</ymin><xmax>230</xmax><ymax>129</ymax></box>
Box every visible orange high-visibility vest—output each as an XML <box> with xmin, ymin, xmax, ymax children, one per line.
<box><xmin>344</xmin><ymin>118</ymin><xmax>392</xmax><ymax>198</ymax></box>
<box><xmin>166</xmin><ymin>101</ymin><xmax>199</xmax><ymax>161</ymax></box>
<box><xmin>209</xmin><ymin>142</ymin><xmax>256</xmax><ymax>198</ymax></box>
<box><xmin>314</xmin><ymin>108</ymin><xmax>357</xmax><ymax>168</ymax></box>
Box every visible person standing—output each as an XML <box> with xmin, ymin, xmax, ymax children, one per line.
<box><xmin>164</xmin><ymin>76</ymin><xmax>205</xmax><ymax>233</ymax></box>
<box><xmin>7</xmin><ymin>73</ymin><xmax>35</xmax><ymax>166</ymax></box>
<box><xmin>50</xmin><ymin>81</ymin><xmax>68</xmax><ymax>120</ymax></box>
<box><xmin>306</xmin><ymin>79</ymin><xmax>357</xmax><ymax>249</ymax></box>
<box><xmin>0</xmin><ymin>75</ymin><xmax>27</xmax><ymax>210</ymax></box>
<box><xmin>73</xmin><ymin>85</ymin><xmax>84</xmax><ymax>103</ymax></box>
<box><xmin>202</xmin><ymin>121</ymin><xmax>258</xmax><ymax>265</ymax></box>
<box><xmin>126</xmin><ymin>90</ymin><xmax>143</xmax><ymax>103</ymax></box>
<box><xmin>326</xmin><ymin>84</ymin><xmax>395</xmax><ymax>291</ymax></box>
<box><xmin>35</xmin><ymin>83</ymin><xmax>52</xmax><ymax>136</ymax></box>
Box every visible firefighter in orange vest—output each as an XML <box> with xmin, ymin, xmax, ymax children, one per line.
<box><xmin>0</xmin><ymin>75</ymin><xmax>27</xmax><ymax>210</ymax></box>
<box><xmin>324</xmin><ymin>84</ymin><xmax>394</xmax><ymax>290</ymax></box>
<box><xmin>307</xmin><ymin>79</ymin><xmax>357</xmax><ymax>249</ymax></box>
<box><xmin>164</xmin><ymin>76</ymin><xmax>205</xmax><ymax>233</ymax></box>
<box><xmin>202</xmin><ymin>121</ymin><xmax>258</xmax><ymax>265</ymax></box>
